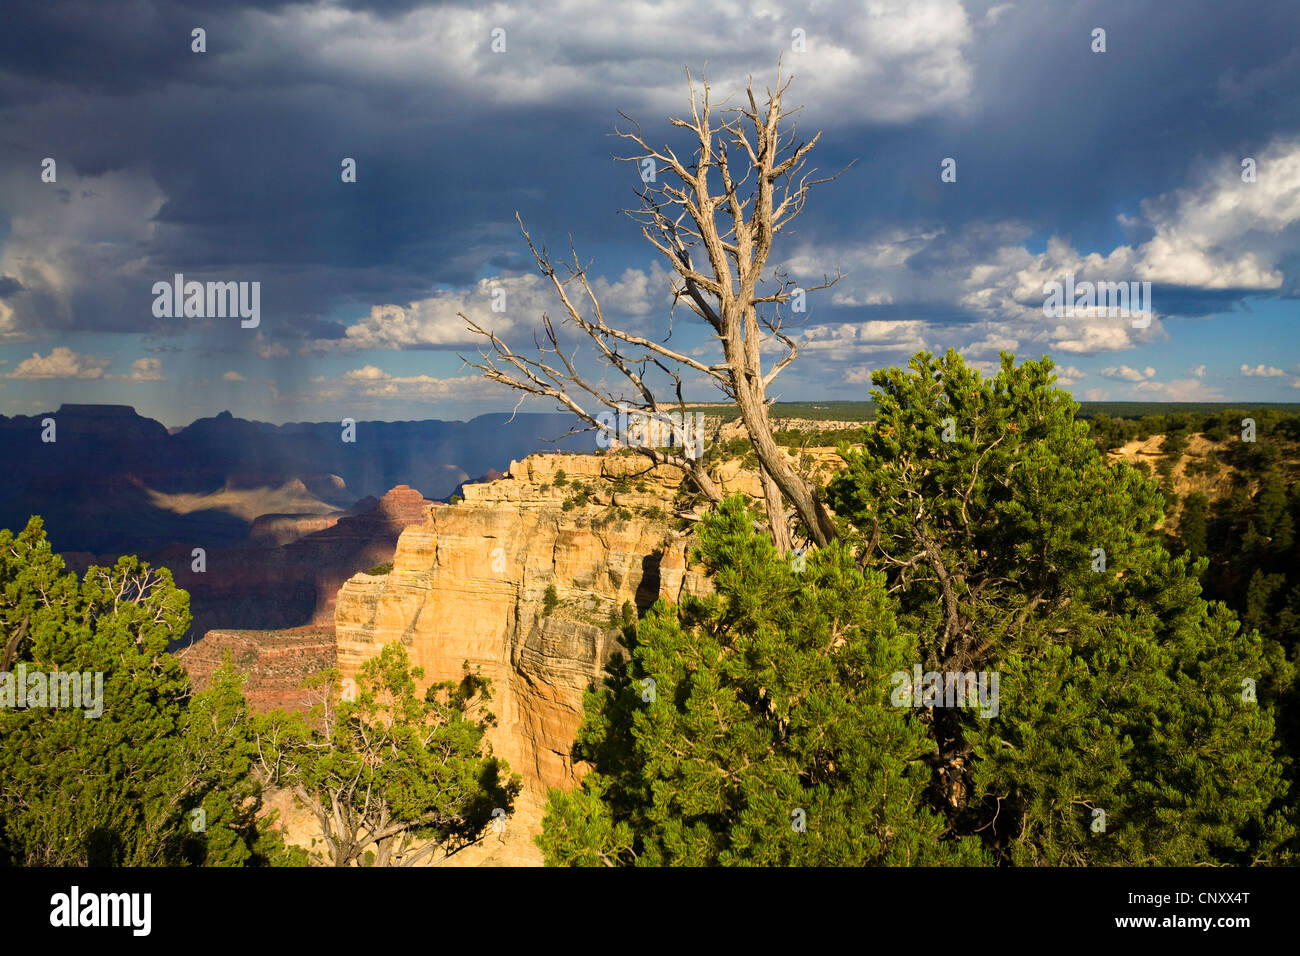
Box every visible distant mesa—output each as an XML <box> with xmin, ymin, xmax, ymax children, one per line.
<box><xmin>0</xmin><ymin>403</ymin><xmax>596</xmax><ymax>555</ymax></box>
<box><xmin>179</xmin><ymin>626</ymin><xmax>336</xmax><ymax>714</ymax></box>
<box><xmin>56</xmin><ymin>403</ymin><xmax>141</xmax><ymax>416</ymax></box>
<box><xmin>376</xmin><ymin>484</ymin><xmax>433</xmax><ymax>520</ymax></box>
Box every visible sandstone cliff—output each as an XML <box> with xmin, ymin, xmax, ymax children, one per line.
<box><xmin>332</xmin><ymin>453</ymin><xmax>723</xmax><ymax>863</ymax></box>
<box><xmin>302</xmin><ymin>436</ymin><xmax>848</xmax><ymax>864</ymax></box>
<box><xmin>337</xmin><ymin>456</ymin><xmax>712</xmax><ymax>783</ymax></box>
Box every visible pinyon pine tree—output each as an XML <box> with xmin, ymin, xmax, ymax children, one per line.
<box><xmin>251</xmin><ymin>643</ymin><xmax>520</xmax><ymax>867</ymax></box>
<box><xmin>537</xmin><ymin>497</ymin><xmax>988</xmax><ymax>866</ymax></box>
<box><xmin>825</xmin><ymin>350</ymin><xmax>1293</xmax><ymax>865</ymax></box>
<box><xmin>0</xmin><ymin>517</ymin><xmax>295</xmax><ymax>866</ymax></box>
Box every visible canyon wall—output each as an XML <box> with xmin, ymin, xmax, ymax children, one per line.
<box><xmin>332</xmin><ymin>446</ymin><xmax>848</xmax><ymax>863</ymax></box>
<box><xmin>335</xmin><ymin>454</ymin><xmax>719</xmax><ymax>863</ymax></box>
<box><xmin>335</xmin><ymin>455</ymin><xmax>714</xmax><ymax>805</ymax></box>
<box><xmin>177</xmin><ymin>625</ymin><xmax>336</xmax><ymax>712</ymax></box>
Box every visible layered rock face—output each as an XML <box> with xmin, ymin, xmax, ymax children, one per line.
<box><xmin>336</xmin><ymin>455</ymin><xmax>711</xmax><ymax>798</ymax></box>
<box><xmin>178</xmin><ymin>625</ymin><xmax>336</xmax><ymax>712</ymax></box>
<box><xmin>333</xmin><ymin>445</ymin><xmax>854</xmax><ymax>863</ymax></box>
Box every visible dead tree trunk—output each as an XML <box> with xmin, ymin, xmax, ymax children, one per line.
<box><xmin>462</xmin><ymin>63</ymin><xmax>851</xmax><ymax>550</ymax></box>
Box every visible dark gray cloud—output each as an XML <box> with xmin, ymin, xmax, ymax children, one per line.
<box><xmin>0</xmin><ymin>0</ymin><xmax>1297</xmax><ymax>413</ymax></box>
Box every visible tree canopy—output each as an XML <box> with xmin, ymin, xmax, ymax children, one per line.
<box><xmin>251</xmin><ymin>643</ymin><xmax>520</xmax><ymax>867</ymax></box>
<box><xmin>541</xmin><ymin>350</ymin><xmax>1295</xmax><ymax>866</ymax></box>
<box><xmin>538</xmin><ymin>496</ymin><xmax>987</xmax><ymax>866</ymax></box>
<box><xmin>0</xmin><ymin>517</ymin><xmax>296</xmax><ymax>866</ymax></box>
<box><xmin>824</xmin><ymin>350</ymin><xmax>1292</xmax><ymax>864</ymax></box>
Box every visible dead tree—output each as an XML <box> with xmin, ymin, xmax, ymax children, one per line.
<box><xmin>462</xmin><ymin>63</ymin><xmax>850</xmax><ymax>551</ymax></box>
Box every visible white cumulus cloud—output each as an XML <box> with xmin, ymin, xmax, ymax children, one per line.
<box><xmin>1241</xmin><ymin>363</ymin><xmax>1286</xmax><ymax>377</ymax></box>
<box><xmin>1100</xmin><ymin>365</ymin><xmax>1155</xmax><ymax>382</ymax></box>
<box><xmin>6</xmin><ymin>347</ymin><xmax>111</xmax><ymax>380</ymax></box>
<box><xmin>122</xmin><ymin>357</ymin><xmax>165</xmax><ymax>382</ymax></box>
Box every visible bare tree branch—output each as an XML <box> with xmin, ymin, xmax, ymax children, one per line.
<box><xmin>462</xmin><ymin>64</ymin><xmax>853</xmax><ymax>549</ymax></box>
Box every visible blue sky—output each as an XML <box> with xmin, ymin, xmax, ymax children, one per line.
<box><xmin>1</xmin><ymin>0</ymin><xmax>1298</xmax><ymax>427</ymax></box>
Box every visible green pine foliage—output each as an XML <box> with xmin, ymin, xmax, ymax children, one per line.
<box><xmin>0</xmin><ymin>517</ymin><xmax>298</xmax><ymax>866</ymax></box>
<box><xmin>5</xmin><ymin>346</ymin><xmax>1296</xmax><ymax>869</ymax></box>
<box><xmin>1180</xmin><ymin>492</ymin><xmax>1210</xmax><ymax>558</ymax></box>
<box><xmin>825</xmin><ymin>350</ymin><xmax>1293</xmax><ymax>865</ymax></box>
<box><xmin>1093</xmin><ymin>398</ymin><xmax>1300</xmax><ymax>859</ymax></box>
<box><xmin>541</xmin><ymin>349</ymin><xmax>1295</xmax><ymax>866</ymax></box>
<box><xmin>250</xmin><ymin>644</ymin><xmax>520</xmax><ymax>866</ymax></box>
<box><xmin>537</xmin><ymin>497</ymin><xmax>988</xmax><ymax>866</ymax></box>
